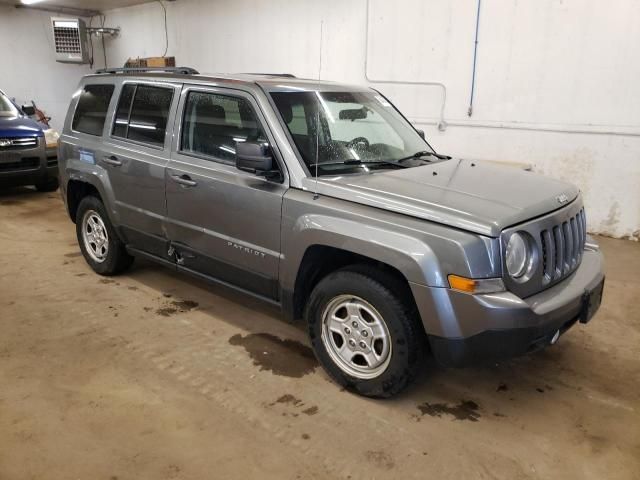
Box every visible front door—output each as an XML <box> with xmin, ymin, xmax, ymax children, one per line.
<box><xmin>164</xmin><ymin>86</ymin><xmax>288</xmax><ymax>299</ymax></box>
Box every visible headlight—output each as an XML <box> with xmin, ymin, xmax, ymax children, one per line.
<box><xmin>505</xmin><ymin>232</ymin><xmax>530</xmax><ymax>278</ymax></box>
<box><xmin>44</xmin><ymin>128</ymin><xmax>60</xmax><ymax>149</ymax></box>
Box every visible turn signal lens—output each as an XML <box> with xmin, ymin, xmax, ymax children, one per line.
<box><xmin>448</xmin><ymin>275</ymin><xmax>505</xmax><ymax>294</ymax></box>
<box><xmin>44</xmin><ymin>128</ymin><xmax>60</xmax><ymax>149</ymax></box>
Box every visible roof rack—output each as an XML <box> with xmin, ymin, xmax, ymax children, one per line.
<box><xmin>95</xmin><ymin>67</ymin><xmax>199</xmax><ymax>75</ymax></box>
<box><xmin>242</xmin><ymin>73</ymin><xmax>297</xmax><ymax>78</ymax></box>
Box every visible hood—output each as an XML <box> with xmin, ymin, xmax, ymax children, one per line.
<box><xmin>303</xmin><ymin>159</ymin><xmax>579</xmax><ymax>237</ymax></box>
<box><xmin>0</xmin><ymin>114</ymin><xmax>44</xmax><ymax>138</ymax></box>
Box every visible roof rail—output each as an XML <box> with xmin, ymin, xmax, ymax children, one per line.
<box><xmin>95</xmin><ymin>67</ymin><xmax>199</xmax><ymax>75</ymax></box>
<box><xmin>242</xmin><ymin>73</ymin><xmax>297</xmax><ymax>78</ymax></box>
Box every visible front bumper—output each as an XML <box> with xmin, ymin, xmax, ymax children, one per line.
<box><xmin>0</xmin><ymin>138</ymin><xmax>58</xmax><ymax>188</ymax></box>
<box><xmin>411</xmin><ymin>247</ymin><xmax>605</xmax><ymax>367</ymax></box>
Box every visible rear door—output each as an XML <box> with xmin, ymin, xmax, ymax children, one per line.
<box><xmin>101</xmin><ymin>80</ymin><xmax>181</xmax><ymax>257</ymax></box>
<box><xmin>164</xmin><ymin>85</ymin><xmax>288</xmax><ymax>300</ymax></box>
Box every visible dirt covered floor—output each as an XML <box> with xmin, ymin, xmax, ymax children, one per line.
<box><xmin>1</xmin><ymin>187</ymin><xmax>638</xmax><ymax>479</ymax></box>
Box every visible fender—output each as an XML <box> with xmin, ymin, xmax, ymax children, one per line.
<box><xmin>65</xmin><ymin>161</ymin><xmax>120</xmax><ymax>227</ymax></box>
<box><xmin>281</xmin><ymin>213</ymin><xmax>446</xmax><ymax>291</ymax></box>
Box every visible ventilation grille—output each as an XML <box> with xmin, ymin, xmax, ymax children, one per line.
<box><xmin>54</xmin><ymin>25</ymin><xmax>81</xmax><ymax>54</ymax></box>
<box><xmin>51</xmin><ymin>18</ymin><xmax>89</xmax><ymax>64</ymax></box>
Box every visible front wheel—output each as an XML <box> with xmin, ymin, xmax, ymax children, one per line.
<box><xmin>306</xmin><ymin>267</ymin><xmax>424</xmax><ymax>398</ymax></box>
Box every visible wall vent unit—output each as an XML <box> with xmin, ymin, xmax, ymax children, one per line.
<box><xmin>51</xmin><ymin>18</ymin><xmax>90</xmax><ymax>64</ymax></box>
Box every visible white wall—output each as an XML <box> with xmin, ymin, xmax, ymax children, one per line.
<box><xmin>0</xmin><ymin>5</ymin><xmax>104</xmax><ymax>131</ymax></box>
<box><xmin>104</xmin><ymin>0</ymin><xmax>638</xmax><ymax>238</ymax></box>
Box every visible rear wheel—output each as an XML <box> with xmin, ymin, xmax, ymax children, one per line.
<box><xmin>35</xmin><ymin>176</ymin><xmax>59</xmax><ymax>192</ymax></box>
<box><xmin>306</xmin><ymin>266</ymin><xmax>424</xmax><ymax>398</ymax></box>
<box><xmin>75</xmin><ymin>195</ymin><xmax>133</xmax><ymax>275</ymax></box>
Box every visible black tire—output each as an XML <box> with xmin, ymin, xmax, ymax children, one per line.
<box><xmin>306</xmin><ymin>265</ymin><xmax>425</xmax><ymax>398</ymax></box>
<box><xmin>75</xmin><ymin>195</ymin><xmax>133</xmax><ymax>276</ymax></box>
<box><xmin>35</xmin><ymin>176</ymin><xmax>59</xmax><ymax>192</ymax></box>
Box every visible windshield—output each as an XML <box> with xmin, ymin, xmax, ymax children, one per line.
<box><xmin>0</xmin><ymin>92</ymin><xmax>18</xmax><ymax>117</ymax></box>
<box><xmin>271</xmin><ymin>91</ymin><xmax>433</xmax><ymax>175</ymax></box>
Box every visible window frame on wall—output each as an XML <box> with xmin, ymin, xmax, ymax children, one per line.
<box><xmin>178</xmin><ymin>89</ymin><xmax>269</xmax><ymax>166</ymax></box>
<box><xmin>109</xmin><ymin>81</ymin><xmax>175</xmax><ymax>150</ymax></box>
<box><xmin>71</xmin><ymin>83</ymin><xmax>116</xmax><ymax>137</ymax></box>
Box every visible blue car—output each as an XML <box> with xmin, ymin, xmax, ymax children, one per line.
<box><xmin>0</xmin><ymin>89</ymin><xmax>59</xmax><ymax>191</ymax></box>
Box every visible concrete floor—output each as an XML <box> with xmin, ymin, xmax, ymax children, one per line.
<box><xmin>0</xmin><ymin>187</ymin><xmax>638</xmax><ymax>480</ymax></box>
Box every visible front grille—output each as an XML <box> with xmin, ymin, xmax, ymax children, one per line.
<box><xmin>501</xmin><ymin>196</ymin><xmax>585</xmax><ymax>298</ymax></box>
<box><xmin>540</xmin><ymin>208</ymin><xmax>586</xmax><ymax>285</ymax></box>
<box><xmin>0</xmin><ymin>157</ymin><xmax>40</xmax><ymax>172</ymax></box>
<box><xmin>0</xmin><ymin>137</ymin><xmax>38</xmax><ymax>150</ymax></box>
<box><xmin>47</xmin><ymin>155</ymin><xmax>58</xmax><ymax>167</ymax></box>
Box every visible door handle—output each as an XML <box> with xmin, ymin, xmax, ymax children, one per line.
<box><xmin>171</xmin><ymin>174</ymin><xmax>198</xmax><ymax>187</ymax></box>
<box><xmin>102</xmin><ymin>155</ymin><xmax>122</xmax><ymax>167</ymax></box>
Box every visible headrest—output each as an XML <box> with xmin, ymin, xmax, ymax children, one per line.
<box><xmin>198</xmin><ymin>102</ymin><xmax>226</xmax><ymax>121</ymax></box>
<box><xmin>280</xmin><ymin>102</ymin><xmax>293</xmax><ymax>124</ymax></box>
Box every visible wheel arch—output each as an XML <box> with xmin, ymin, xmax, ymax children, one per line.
<box><xmin>284</xmin><ymin>244</ymin><xmax>424</xmax><ymax>328</ymax></box>
<box><xmin>65</xmin><ymin>172</ymin><xmax>116</xmax><ymax>226</ymax></box>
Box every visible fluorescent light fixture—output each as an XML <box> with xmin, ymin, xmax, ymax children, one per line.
<box><xmin>21</xmin><ymin>0</ymin><xmax>46</xmax><ymax>5</ymax></box>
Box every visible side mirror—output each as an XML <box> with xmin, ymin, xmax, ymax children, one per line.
<box><xmin>22</xmin><ymin>105</ymin><xmax>36</xmax><ymax>116</ymax></box>
<box><xmin>416</xmin><ymin>129</ymin><xmax>425</xmax><ymax>140</ymax></box>
<box><xmin>236</xmin><ymin>141</ymin><xmax>273</xmax><ymax>173</ymax></box>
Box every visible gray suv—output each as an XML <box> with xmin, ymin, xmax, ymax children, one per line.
<box><xmin>59</xmin><ymin>67</ymin><xmax>605</xmax><ymax>397</ymax></box>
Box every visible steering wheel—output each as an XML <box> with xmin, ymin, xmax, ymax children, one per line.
<box><xmin>346</xmin><ymin>136</ymin><xmax>370</xmax><ymax>149</ymax></box>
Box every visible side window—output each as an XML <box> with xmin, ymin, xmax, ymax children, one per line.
<box><xmin>72</xmin><ymin>84</ymin><xmax>115</xmax><ymax>136</ymax></box>
<box><xmin>181</xmin><ymin>91</ymin><xmax>267</xmax><ymax>164</ymax></box>
<box><xmin>112</xmin><ymin>84</ymin><xmax>173</xmax><ymax>147</ymax></box>
<box><xmin>112</xmin><ymin>84</ymin><xmax>135</xmax><ymax>138</ymax></box>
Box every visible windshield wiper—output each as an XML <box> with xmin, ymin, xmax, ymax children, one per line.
<box><xmin>395</xmin><ymin>150</ymin><xmax>450</xmax><ymax>163</ymax></box>
<box><xmin>308</xmin><ymin>159</ymin><xmax>409</xmax><ymax>169</ymax></box>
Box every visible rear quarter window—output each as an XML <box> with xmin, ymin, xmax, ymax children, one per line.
<box><xmin>72</xmin><ymin>84</ymin><xmax>115</xmax><ymax>136</ymax></box>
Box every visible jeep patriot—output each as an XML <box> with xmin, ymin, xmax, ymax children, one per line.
<box><xmin>58</xmin><ymin>67</ymin><xmax>605</xmax><ymax>397</ymax></box>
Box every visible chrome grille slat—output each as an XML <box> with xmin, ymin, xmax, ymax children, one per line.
<box><xmin>575</xmin><ymin>214</ymin><xmax>583</xmax><ymax>261</ymax></box>
<box><xmin>546</xmin><ymin>230</ymin><xmax>555</xmax><ymax>281</ymax></box>
<box><xmin>0</xmin><ymin>137</ymin><xmax>38</xmax><ymax>149</ymax></box>
<box><xmin>563</xmin><ymin>221</ymin><xmax>573</xmax><ymax>272</ymax></box>
<box><xmin>570</xmin><ymin>217</ymin><xmax>579</xmax><ymax>267</ymax></box>
<box><xmin>554</xmin><ymin>225</ymin><xmax>564</xmax><ymax>280</ymax></box>
<box><xmin>580</xmin><ymin>210</ymin><xmax>587</xmax><ymax>252</ymax></box>
<box><xmin>540</xmin><ymin>230</ymin><xmax>555</xmax><ymax>284</ymax></box>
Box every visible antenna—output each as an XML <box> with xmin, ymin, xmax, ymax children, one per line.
<box><xmin>313</xmin><ymin>108</ymin><xmax>320</xmax><ymax>200</ymax></box>
<box><xmin>313</xmin><ymin>20</ymin><xmax>323</xmax><ymax>200</ymax></box>
<box><xmin>318</xmin><ymin>20</ymin><xmax>324</xmax><ymax>80</ymax></box>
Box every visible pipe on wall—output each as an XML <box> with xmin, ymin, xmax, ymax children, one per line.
<box><xmin>410</xmin><ymin>117</ymin><xmax>640</xmax><ymax>137</ymax></box>
<box><xmin>364</xmin><ymin>0</ymin><xmax>640</xmax><ymax>138</ymax></box>
<box><xmin>364</xmin><ymin>0</ymin><xmax>448</xmax><ymax>131</ymax></box>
